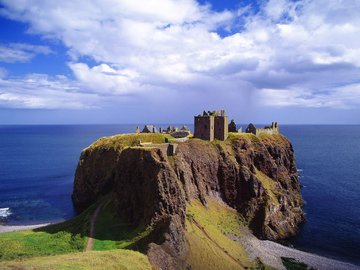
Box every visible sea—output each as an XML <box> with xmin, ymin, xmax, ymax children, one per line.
<box><xmin>0</xmin><ymin>124</ymin><xmax>359</xmax><ymax>265</ymax></box>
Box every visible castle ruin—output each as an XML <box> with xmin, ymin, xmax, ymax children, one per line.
<box><xmin>194</xmin><ymin>110</ymin><xmax>228</xmax><ymax>141</ymax></box>
<box><xmin>245</xmin><ymin>122</ymin><xmax>279</xmax><ymax>135</ymax></box>
<box><xmin>138</xmin><ymin>111</ymin><xmax>279</xmax><ymax>144</ymax></box>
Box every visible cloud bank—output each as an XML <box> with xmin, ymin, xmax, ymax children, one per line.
<box><xmin>0</xmin><ymin>0</ymin><xmax>360</xmax><ymax>112</ymax></box>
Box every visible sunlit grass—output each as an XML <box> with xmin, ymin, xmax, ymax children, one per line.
<box><xmin>185</xmin><ymin>198</ymin><xmax>255</xmax><ymax>269</ymax></box>
<box><xmin>255</xmin><ymin>170</ymin><xmax>279</xmax><ymax>204</ymax></box>
<box><xmin>86</xmin><ymin>133</ymin><xmax>174</xmax><ymax>152</ymax></box>
<box><xmin>0</xmin><ymin>249</ymin><xmax>152</xmax><ymax>270</ymax></box>
<box><xmin>0</xmin><ymin>204</ymin><xmax>96</xmax><ymax>260</ymax></box>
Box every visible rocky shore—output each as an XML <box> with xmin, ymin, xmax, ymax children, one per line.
<box><xmin>241</xmin><ymin>232</ymin><xmax>359</xmax><ymax>270</ymax></box>
<box><xmin>0</xmin><ymin>223</ymin><xmax>50</xmax><ymax>233</ymax></box>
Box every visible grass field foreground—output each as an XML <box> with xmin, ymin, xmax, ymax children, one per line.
<box><xmin>0</xmin><ymin>249</ymin><xmax>153</xmax><ymax>270</ymax></box>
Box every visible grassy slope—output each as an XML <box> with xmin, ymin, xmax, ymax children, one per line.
<box><xmin>0</xmin><ymin>203</ymin><xmax>97</xmax><ymax>260</ymax></box>
<box><xmin>0</xmin><ymin>250</ymin><xmax>152</xmax><ymax>270</ymax></box>
<box><xmin>255</xmin><ymin>170</ymin><xmax>279</xmax><ymax>204</ymax></box>
<box><xmin>92</xmin><ymin>199</ymin><xmax>153</xmax><ymax>251</ymax></box>
<box><xmin>185</xmin><ymin>198</ymin><xmax>267</xmax><ymax>270</ymax></box>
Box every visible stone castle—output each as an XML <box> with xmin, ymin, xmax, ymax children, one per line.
<box><xmin>194</xmin><ymin>110</ymin><xmax>278</xmax><ymax>141</ymax></box>
<box><xmin>138</xmin><ymin>110</ymin><xmax>279</xmax><ymax>142</ymax></box>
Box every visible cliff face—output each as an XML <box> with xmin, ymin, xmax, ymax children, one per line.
<box><xmin>72</xmin><ymin>133</ymin><xmax>304</xmax><ymax>269</ymax></box>
<box><xmin>72</xmin><ymin>133</ymin><xmax>303</xmax><ymax>241</ymax></box>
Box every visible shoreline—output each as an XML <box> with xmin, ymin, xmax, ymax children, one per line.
<box><xmin>0</xmin><ymin>223</ymin><xmax>51</xmax><ymax>233</ymax></box>
<box><xmin>241</xmin><ymin>233</ymin><xmax>360</xmax><ymax>270</ymax></box>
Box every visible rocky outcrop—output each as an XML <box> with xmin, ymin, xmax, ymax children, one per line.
<box><xmin>72</xmin><ymin>133</ymin><xmax>304</xmax><ymax>268</ymax></box>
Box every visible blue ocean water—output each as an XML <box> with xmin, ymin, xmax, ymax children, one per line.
<box><xmin>0</xmin><ymin>125</ymin><xmax>359</xmax><ymax>265</ymax></box>
<box><xmin>0</xmin><ymin>125</ymin><xmax>137</xmax><ymax>225</ymax></box>
<box><xmin>280</xmin><ymin>125</ymin><xmax>360</xmax><ymax>266</ymax></box>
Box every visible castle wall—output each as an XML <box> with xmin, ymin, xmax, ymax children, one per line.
<box><xmin>194</xmin><ymin>115</ymin><xmax>214</xmax><ymax>141</ymax></box>
<box><xmin>246</xmin><ymin>122</ymin><xmax>279</xmax><ymax>136</ymax></box>
<box><xmin>256</xmin><ymin>128</ymin><xmax>278</xmax><ymax>136</ymax></box>
<box><xmin>214</xmin><ymin>116</ymin><xmax>228</xmax><ymax>140</ymax></box>
<box><xmin>142</xmin><ymin>143</ymin><xmax>178</xmax><ymax>156</ymax></box>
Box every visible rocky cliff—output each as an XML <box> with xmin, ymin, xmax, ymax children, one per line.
<box><xmin>72</xmin><ymin>132</ymin><xmax>304</xmax><ymax>269</ymax></box>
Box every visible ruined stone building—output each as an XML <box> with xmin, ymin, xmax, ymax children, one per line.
<box><xmin>246</xmin><ymin>122</ymin><xmax>279</xmax><ymax>136</ymax></box>
<box><xmin>141</xmin><ymin>125</ymin><xmax>159</xmax><ymax>133</ymax></box>
<box><xmin>228</xmin><ymin>119</ymin><xmax>237</xmax><ymax>132</ymax></box>
<box><xmin>194</xmin><ymin>110</ymin><xmax>228</xmax><ymax>141</ymax></box>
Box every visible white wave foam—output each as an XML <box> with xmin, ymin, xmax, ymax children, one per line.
<box><xmin>297</xmin><ymin>169</ymin><xmax>303</xmax><ymax>172</ymax></box>
<box><xmin>0</xmin><ymin>208</ymin><xmax>11</xmax><ymax>218</ymax></box>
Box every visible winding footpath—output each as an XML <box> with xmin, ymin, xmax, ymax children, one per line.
<box><xmin>85</xmin><ymin>203</ymin><xmax>103</xmax><ymax>251</ymax></box>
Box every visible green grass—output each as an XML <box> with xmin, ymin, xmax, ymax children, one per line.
<box><xmin>0</xmin><ymin>249</ymin><xmax>153</xmax><ymax>270</ymax></box>
<box><xmin>0</xmin><ymin>198</ymin><xmax>154</xmax><ymax>262</ymax></box>
<box><xmin>227</xmin><ymin>132</ymin><xmax>260</xmax><ymax>144</ymax></box>
<box><xmin>0</xmin><ymin>203</ymin><xmax>96</xmax><ymax>261</ymax></box>
<box><xmin>281</xmin><ymin>257</ymin><xmax>312</xmax><ymax>270</ymax></box>
<box><xmin>257</xmin><ymin>132</ymin><xmax>284</xmax><ymax>141</ymax></box>
<box><xmin>93</xmin><ymin>199</ymin><xmax>153</xmax><ymax>251</ymax></box>
<box><xmin>255</xmin><ymin>170</ymin><xmax>279</xmax><ymax>204</ymax></box>
<box><xmin>86</xmin><ymin>133</ymin><xmax>174</xmax><ymax>152</ymax></box>
<box><xmin>185</xmin><ymin>198</ymin><xmax>256</xmax><ymax>269</ymax></box>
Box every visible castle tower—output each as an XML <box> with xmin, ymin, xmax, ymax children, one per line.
<box><xmin>194</xmin><ymin>111</ymin><xmax>214</xmax><ymax>141</ymax></box>
<box><xmin>194</xmin><ymin>110</ymin><xmax>228</xmax><ymax>141</ymax></box>
<box><xmin>271</xmin><ymin>122</ymin><xmax>279</xmax><ymax>133</ymax></box>
<box><xmin>274</xmin><ymin>121</ymin><xmax>279</xmax><ymax>133</ymax></box>
<box><xmin>214</xmin><ymin>111</ymin><xmax>228</xmax><ymax>140</ymax></box>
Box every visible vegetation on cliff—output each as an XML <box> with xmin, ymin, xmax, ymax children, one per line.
<box><xmin>185</xmin><ymin>198</ymin><xmax>255</xmax><ymax>269</ymax></box>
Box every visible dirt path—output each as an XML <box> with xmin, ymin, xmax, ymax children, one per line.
<box><xmin>189</xmin><ymin>217</ymin><xmax>246</xmax><ymax>269</ymax></box>
<box><xmin>85</xmin><ymin>203</ymin><xmax>103</xmax><ymax>251</ymax></box>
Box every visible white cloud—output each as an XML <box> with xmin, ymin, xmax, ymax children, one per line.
<box><xmin>69</xmin><ymin>62</ymin><xmax>142</xmax><ymax>95</ymax></box>
<box><xmin>0</xmin><ymin>0</ymin><xmax>360</xmax><ymax>111</ymax></box>
<box><xmin>263</xmin><ymin>0</ymin><xmax>290</xmax><ymax>21</ymax></box>
<box><xmin>259</xmin><ymin>84</ymin><xmax>360</xmax><ymax>109</ymax></box>
<box><xmin>0</xmin><ymin>74</ymin><xmax>99</xmax><ymax>109</ymax></box>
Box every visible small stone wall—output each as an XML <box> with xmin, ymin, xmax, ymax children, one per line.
<box><xmin>142</xmin><ymin>143</ymin><xmax>178</xmax><ymax>156</ymax></box>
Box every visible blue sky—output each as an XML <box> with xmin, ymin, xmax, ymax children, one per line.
<box><xmin>0</xmin><ymin>0</ymin><xmax>359</xmax><ymax>124</ymax></box>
